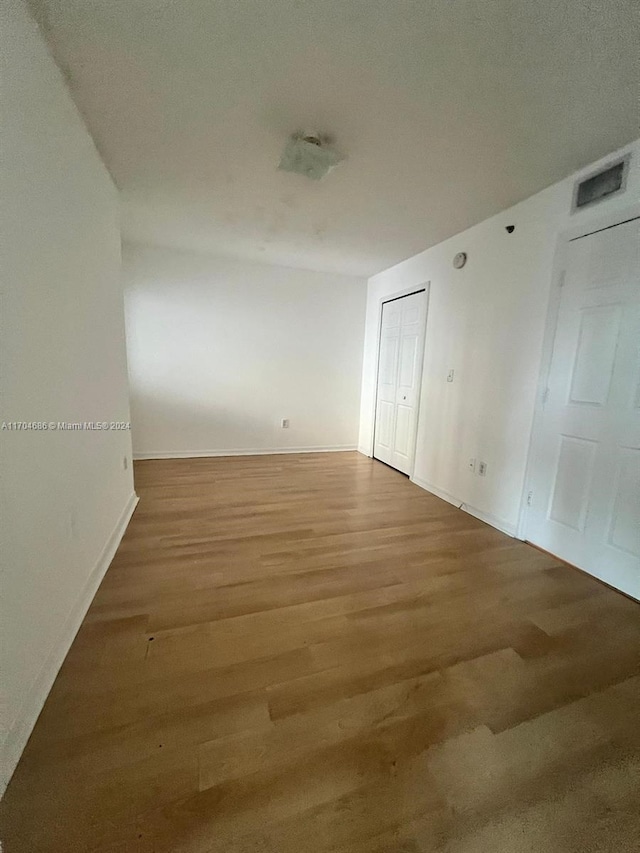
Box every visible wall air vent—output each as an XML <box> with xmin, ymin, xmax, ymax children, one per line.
<box><xmin>571</xmin><ymin>154</ymin><xmax>630</xmax><ymax>213</ymax></box>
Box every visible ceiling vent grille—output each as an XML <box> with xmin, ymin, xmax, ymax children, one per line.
<box><xmin>571</xmin><ymin>154</ymin><xmax>631</xmax><ymax>213</ymax></box>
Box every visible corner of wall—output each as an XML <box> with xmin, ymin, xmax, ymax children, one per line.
<box><xmin>0</xmin><ymin>493</ymin><xmax>138</xmax><ymax>797</ymax></box>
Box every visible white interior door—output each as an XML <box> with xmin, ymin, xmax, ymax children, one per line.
<box><xmin>525</xmin><ymin>216</ymin><xmax>640</xmax><ymax>599</ymax></box>
<box><xmin>374</xmin><ymin>290</ymin><xmax>427</xmax><ymax>475</ymax></box>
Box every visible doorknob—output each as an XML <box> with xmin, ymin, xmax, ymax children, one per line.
<box><xmin>402</xmin><ymin>395</ymin><xmax>407</xmax><ymax>400</ymax></box>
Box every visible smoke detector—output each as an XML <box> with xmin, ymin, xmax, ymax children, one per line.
<box><xmin>278</xmin><ymin>132</ymin><xmax>343</xmax><ymax>180</ymax></box>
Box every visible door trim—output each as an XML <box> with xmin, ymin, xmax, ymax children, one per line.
<box><xmin>370</xmin><ymin>284</ymin><xmax>430</xmax><ymax>478</ymax></box>
<box><xmin>518</xmin><ymin>202</ymin><xmax>640</xmax><ymax>542</ymax></box>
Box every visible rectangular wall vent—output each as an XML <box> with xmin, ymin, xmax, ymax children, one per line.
<box><xmin>571</xmin><ymin>154</ymin><xmax>630</xmax><ymax>213</ymax></box>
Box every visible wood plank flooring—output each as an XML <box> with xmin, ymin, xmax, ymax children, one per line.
<box><xmin>1</xmin><ymin>451</ymin><xmax>639</xmax><ymax>852</ymax></box>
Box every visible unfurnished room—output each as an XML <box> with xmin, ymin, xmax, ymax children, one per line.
<box><xmin>1</xmin><ymin>1</ymin><xmax>639</xmax><ymax>851</ymax></box>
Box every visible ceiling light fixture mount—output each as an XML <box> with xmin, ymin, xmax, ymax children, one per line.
<box><xmin>278</xmin><ymin>130</ymin><xmax>343</xmax><ymax>180</ymax></box>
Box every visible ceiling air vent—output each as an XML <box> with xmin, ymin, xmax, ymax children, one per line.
<box><xmin>571</xmin><ymin>154</ymin><xmax>630</xmax><ymax>213</ymax></box>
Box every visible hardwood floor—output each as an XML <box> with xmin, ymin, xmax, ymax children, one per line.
<box><xmin>1</xmin><ymin>451</ymin><xmax>639</xmax><ymax>853</ymax></box>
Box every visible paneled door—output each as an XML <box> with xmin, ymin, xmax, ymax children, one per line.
<box><xmin>373</xmin><ymin>290</ymin><xmax>427</xmax><ymax>475</ymax></box>
<box><xmin>525</xmin><ymin>216</ymin><xmax>640</xmax><ymax>599</ymax></box>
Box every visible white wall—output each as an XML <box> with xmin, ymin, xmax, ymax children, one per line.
<box><xmin>123</xmin><ymin>245</ymin><xmax>367</xmax><ymax>458</ymax></box>
<box><xmin>0</xmin><ymin>0</ymin><xmax>136</xmax><ymax>792</ymax></box>
<box><xmin>359</xmin><ymin>140</ymin><xmax>640</xmax><ymax>536</ymax></box>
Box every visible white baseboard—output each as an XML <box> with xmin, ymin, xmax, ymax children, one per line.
<box><xmin>133</xmin><ymin>445</ymin><xmax>357</xmax><ymax>460</ymax></box>
<box><xmin>411</xmin><ymin>477</ymin><xmax>461</xmax><ymax>509</ymax></box>
<box><xmin>410</xmin><ymin>476</ymin><xmax>517</xmax><ymax>537</ymax></box>
<box><xmin>458</xmin><ymin>503</ymin><xmax>517</xmax><ymax>538</ymax></box>
<box><xmin>0</xmin><ymin>491</ymin><xmax>139</xmax><ymax>797</ymax></box>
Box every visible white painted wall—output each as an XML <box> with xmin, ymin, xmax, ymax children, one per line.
<box><xmin>359</xmin><ymin>140</ymin><xmax>640</xmax><ymax>536</ymax></box>
<box><xmin>123</xmin><ymin>245</ymin><xmax>366</xmax><ymax>458</ymax></box>
<box><xmin>0</xmin><ymin>0</ymin><xmax>136</xmax><ymax>792</ymax></box>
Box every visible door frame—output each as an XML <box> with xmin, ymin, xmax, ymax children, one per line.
<box><xmin>517</xmin><ymin>201</ymin><xmax>640</xmax><ymax>542</ymax></box>
<box><xmin>370</xmin><ymin>283</ymin><xmax>430</xmax><ymax>478</ymax></box>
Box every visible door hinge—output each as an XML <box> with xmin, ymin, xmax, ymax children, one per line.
<box><xmin>526</xmin><ymin>490</ymin><xmax>533</xmax><ymax>507</ymax></box>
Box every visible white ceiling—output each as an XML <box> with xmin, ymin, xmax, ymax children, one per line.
<box><xmin>33</xmin><ymin>0</ymin><xmax>639</xmax><ymax>277</ymax></box>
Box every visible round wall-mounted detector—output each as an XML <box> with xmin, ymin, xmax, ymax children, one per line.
<box><xmin>505</xmin><ymin>225</ymin><xmax>515</xmax><ymax>234</ymax></box>
<box><xmin>453</xmin><ymin>252</ymin><xmax>467</xmax><ymax>269</ymax></box>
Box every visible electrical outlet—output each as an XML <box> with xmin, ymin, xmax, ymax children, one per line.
<box><xmin>446</xmin><ymin>369</ymin><xmax>455</xmax><ymax>383</ymax></box>
<box><xmin>468</xmin><ymin>457</ymin><xmax>476</xmax><ymax>473</ymax></box>
<box><xmin>478</xmin><ymin>461</ymin><xmax>487</xmax><ymax>476</ymax></box>
<box><xmin>281</xmin><ymin>418</ymin><xmax>290</xmax><ymax>429</ymax></box>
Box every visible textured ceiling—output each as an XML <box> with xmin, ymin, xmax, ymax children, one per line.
<box><xmin>32</xmin><ymin>0</ymin><xmax>639</xmax><ymax>276</ymax></box>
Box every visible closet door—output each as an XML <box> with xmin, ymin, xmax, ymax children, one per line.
<box><xmin>374</xmin><ymin>290</ymin><xmax>427</xmax><ymax>475</ymax></box>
